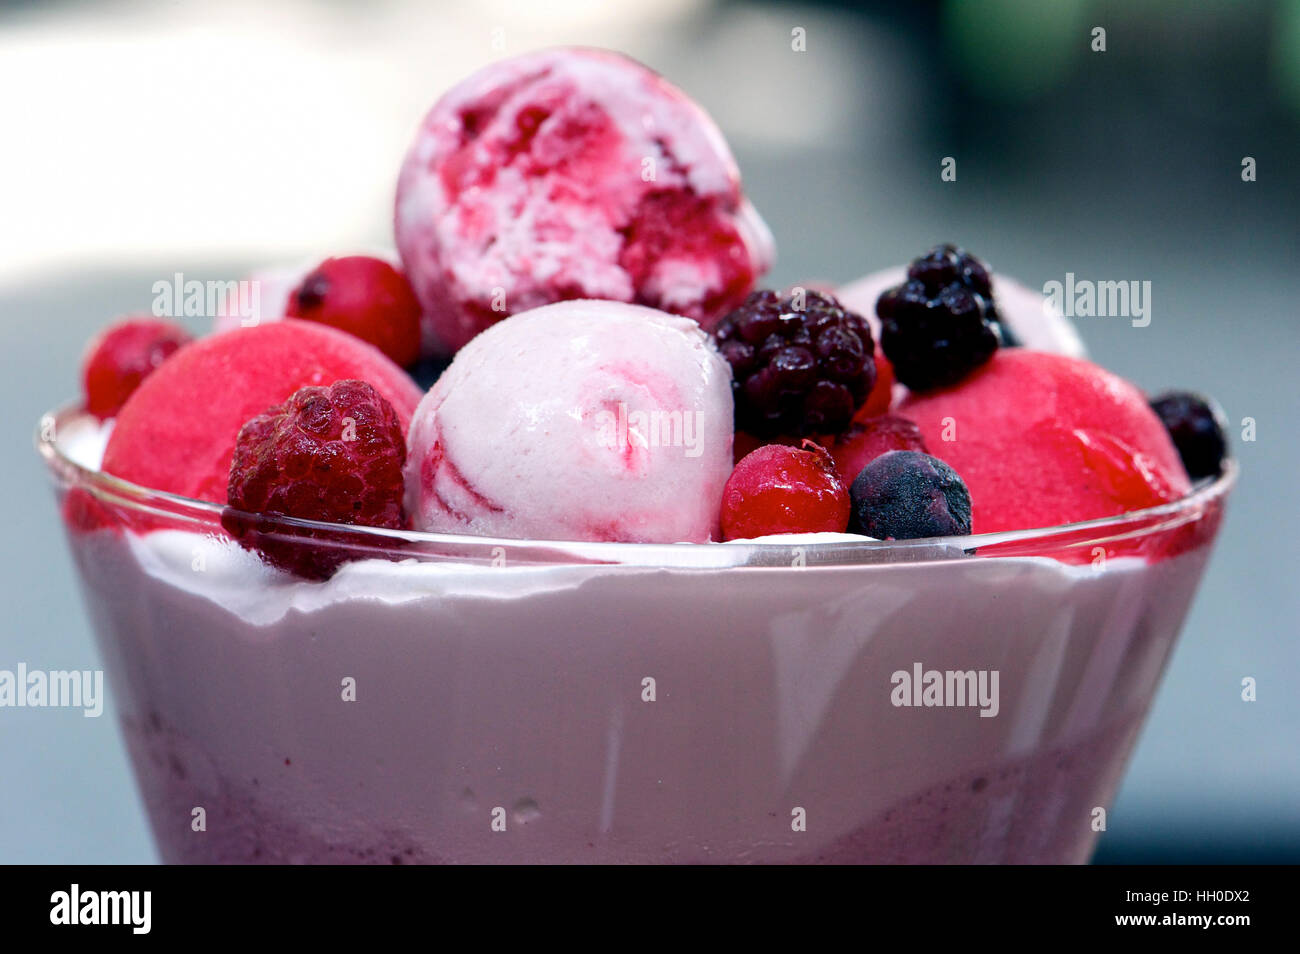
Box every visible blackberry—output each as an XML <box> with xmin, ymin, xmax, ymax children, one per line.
<box><xmin>1149</xmin><ymin>391</ymin><xmax>1228</xmax><ymax>480</ymax></box>
<box><xmin>876</xmin><ymin>244</ymin><xmax>1004</xmax><ymax>391</ymax></box>
<box><xmin>714</xmin><ymin>289</ymin><xmax>876</xmax><ymax>436</ymax></box>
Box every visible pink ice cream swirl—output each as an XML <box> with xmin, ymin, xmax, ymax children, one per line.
<box><xmin>395</xmin><ymin>47</ymin><xmax>775</xmax><ymax>355</ymax></box>
<box><xmin>404</xmin><ymin>300</ymin><xmax>735</xmax><ymax>543</ymax></box>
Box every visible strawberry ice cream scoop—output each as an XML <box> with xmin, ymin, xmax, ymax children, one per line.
<box><xmin>901</xmin><ymin>350</ymin><xmax>1189</xmax><ymax>533</ymax></box>
<box><xmin>405</xmin><ymin>300</ymin><xmax>734</xmax><ymax>542</ymax></box>
<box><xmin>395</xmin><ymin>47</ymin><xmax>774</xmax><ymax>355</ymax></box>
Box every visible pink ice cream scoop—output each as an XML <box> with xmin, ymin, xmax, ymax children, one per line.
<box><xmin>404</xmin><ymin>300</ymin><xmax>735</xmax><ymax>542</ymax></box>
<box><xmin>394</xmin><ymin>47</ymin><xmax>775</xmax><ymax>355</ymax></box>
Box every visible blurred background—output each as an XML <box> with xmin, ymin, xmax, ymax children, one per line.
<box><xmin>1</xmin><ymin>0</ymin><xmax>1296</xmax><ymax>862</ymax></box>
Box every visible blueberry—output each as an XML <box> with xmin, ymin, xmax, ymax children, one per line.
<box><xmin>1149</xmin><ymin>391</ymin><xmax>1229</xmax><ymax>480</ymax></box>
<box><xmin>849</xmin><ymin>450</ymin><xmax>973</xmax><ymax>539</ymax></box>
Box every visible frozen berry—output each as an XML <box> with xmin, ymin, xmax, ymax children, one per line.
<box><xmin>849</xmin><ymin>450</ymin><xmax>972</xmax><ymax>540</ymax></box>
<box><xmin>876</xmin><ymin>244</ymin><xmax>1002</xmax><ymax>391</ymax></box>
<box><xmin>861</xmin><ymin>343</ymin><xmax>895</xmax><ymax>416</ymax></box>
<box><xmin>1149</xmin><ymin>391</ymin><xmax>1228</xmax><ymax>480</ymax></box>
<box><xmin>81</xmin><ymin>317</ymin><xmax>192</xmax><ymax>419</ymax></box>
<box><xmin>224</xmin><ymin>380</ymin><xmax>407</xmax><ymax>579</ymax></box>
<box><xmin>830</xmin><ymin>414</ymin><xmax>928</xmax><ymax>484</ymax></box>
<box><xmin>287</xmin><ymin>256</ymin><xmax>422</xmax><ymax>368</ymax></box>
<box><xmin>720</xmin><ymin>441</ymin><xmax>850</xmax><ymax>540</ymax></box>
<box><xmin>732</xmin><ymin>429</ymin><xmax>793</xmax><ymax>465</ymax></box>
<box><xmin>714</xmin><ymin>290</ymin><xmax>876</xmax><ymax>437</ymax></box>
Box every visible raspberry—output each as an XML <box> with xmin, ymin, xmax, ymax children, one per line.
<box><xmin>830</xmin><ymin>414</ymin><xmax>928</xmax><ymax>485</ymax></box>
<box><xmin>849</xmin><ymin>450</ymin><xmax>972</xmax><ymax>540</ymax></box>
<box><xmin>877</xmin><ymin>245</ymin><xmax>1003</xmax><ymax>391</ymax></box>
<box><xmin>81</xmin><ymin>317</ymin><xmax>192</xmax><ymax>419</ymax></box>
<box><xmin>1149</xmin><ymin>391</ymin><xmax>1228</xmax><ymax>480</ymax></box>
<box><xmin>224</xmin><ymin>380</ymin><xmax>408</xmax><ymax>579</ymax></box>
<box><xmin>714</xmin><ymin>290</ymin><xmax>876</xmax><ymax>437</ymax></box>
<box><xmin>287</xmin><ymin>257</ymin><xmax>422</xmax><ymax>368</ymax></box>
<box><xmin>720</xmin><ymin>441</ymin><xmax>850</xmax><ymax>540</ymax></box>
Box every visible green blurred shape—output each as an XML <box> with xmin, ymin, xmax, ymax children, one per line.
<box><xmin>1274</xmin><ymin>0</ymin><xmax>1300</xmax><ymax>115</ymax></box>
<box><xmin>942</xmin><ymin>0</ymin><xmax>1089</xmax><ymax>101</ymax></box>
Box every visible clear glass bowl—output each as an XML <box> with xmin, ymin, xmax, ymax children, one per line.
<box><xmin>39</xmin><ymin>405</ymin><xmax>1234</xmax><ymax>864</ymax></box>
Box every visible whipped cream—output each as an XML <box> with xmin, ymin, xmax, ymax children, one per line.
<box><xmin>58</xmin><ymin>414</ymin><xmax>112</xmax><ymax>470</ymax></box>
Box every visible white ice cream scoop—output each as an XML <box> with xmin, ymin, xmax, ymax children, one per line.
<box><xmin>404</xmin><ymin>300</ymin><xmax>735</xmax><ymax>543</ymax></box>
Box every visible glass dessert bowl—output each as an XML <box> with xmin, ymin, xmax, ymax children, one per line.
<box><xmin>39</xmin><ymin>405</ymin><xmax>1233</xmax><ymax>864</ymax></box>
<box><xmin>42</xmin><ymin>46</ymin><xmax>1237</xmax><ymax>867</ymax></box>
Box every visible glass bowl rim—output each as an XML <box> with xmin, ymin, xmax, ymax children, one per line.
<box><xmin>36</xmin><ymin>403</ymin><xmax>1237</xmax><ymax>567</ymax></box>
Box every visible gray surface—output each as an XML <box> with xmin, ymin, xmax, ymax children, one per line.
<box><xmin>1</xmin><ymin>0</ymin><xmax>1297</xmax><ymax>863</ymax></box>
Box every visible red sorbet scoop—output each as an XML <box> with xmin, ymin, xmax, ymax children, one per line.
<box><xmin>901</xmin><ymin>350</ymin><xmax>1190</xmax><ymax>533</ymax></box>
<box><xmin>101</xmin><ymin>320</ymin><xmax>423</xmax><ymax>503</ymax></box>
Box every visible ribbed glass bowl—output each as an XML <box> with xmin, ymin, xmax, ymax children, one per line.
<box><xmin>39</xmin><ymin>405</ymin><xmax>1234</xmax><ymax>864</ymax></box>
